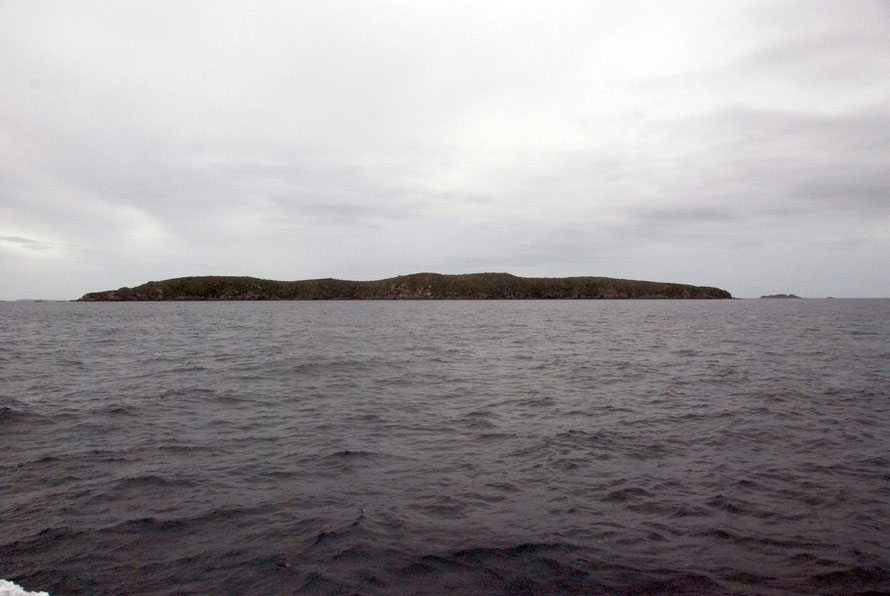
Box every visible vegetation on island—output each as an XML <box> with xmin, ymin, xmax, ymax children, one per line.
<box><xmin>78</xmin><ymin>273</ymin><xmax>732</xmax><ymax>301</ymax></box>
<box><xmin>760</xmin><ymin>294</ymin><xmax>801</xmax><ymax>299</ymax></box>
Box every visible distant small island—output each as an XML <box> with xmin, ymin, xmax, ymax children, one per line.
<box><xmin>78</xmin><ymin>273</ymin><xmax>733</xmax><ymax>301</ymax></box>
<box><xmin>760</xmin><ymin>294</ymin><xmax>801</xmax><ymax>299</ymax></box>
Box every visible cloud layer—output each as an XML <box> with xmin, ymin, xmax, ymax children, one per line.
<box><xmin>2</xmin><ymin>0</ymin><xmax>888</xmax><ymax>298</ymax></box>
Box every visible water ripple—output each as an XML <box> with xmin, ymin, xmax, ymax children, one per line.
<box><xmin>1</xmin><ymin>299</ymin><xmax>888</xmax><ymax>594</ymax></box>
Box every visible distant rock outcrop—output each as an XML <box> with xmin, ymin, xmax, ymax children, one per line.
<box><xmin>760</xmin><ymin>294</ymin><xmax>801</xmax><ymax>299</ymax></box>
<box><xmin>78</xmin><ymin>273</ymin><xmax>733</xmax><ymax>301</ymax></box>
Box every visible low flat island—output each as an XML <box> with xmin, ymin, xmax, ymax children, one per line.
<box><xmin>78</xmin><ymin>273</ymin><xmax>732</xmax><ymax>301</ymax></box>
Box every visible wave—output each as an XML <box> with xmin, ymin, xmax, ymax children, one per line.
<box><xmin>111</xmin><ymin>474</ymin><xmax>196</xmax><ymax>490</ymax></box>
<box><xmin>0</xmin><ymin>400</ymin><xmax>45</xmax><ymax>425</ymax></box>
<box><xmin>280</xmin><ymin>540</ymin><xmax>734</xmax><ymax>594</ymax></box>
<box><xmin>0</xmin><ymin>406</ymin><xmax>27</xmax><ymax>423</ymax></box>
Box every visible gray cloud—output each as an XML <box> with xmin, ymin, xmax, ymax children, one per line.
<box><xmin>631</xmin><ymin>207</ymin><xmax>740</xmax><ymax>225</ymax></box>
<box><xmin>0</xmin><ymin>236</ymin><xmax>57</xmax><ymax>251</ymax></box>
<box><xmin>0</xmin><ymin>0</ymin><xmax>888</xmax><ymax>299</ymax></box>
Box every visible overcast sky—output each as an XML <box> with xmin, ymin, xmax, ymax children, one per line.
<box><xmin>1</xmin><ymin>0</ymin><xmax>888</xmax><ymax>299</ymax></box>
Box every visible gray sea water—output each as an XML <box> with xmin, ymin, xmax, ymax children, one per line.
<box><xmin>1</xmin><ymin>299</ymin><xmax>888</xmax><ymax>595</ymax></box>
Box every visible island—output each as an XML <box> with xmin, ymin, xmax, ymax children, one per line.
<box><xmin>760</xmin><ymin>294</ymin><xmax>801</xmax><ymax>299</ymax></box>
<box><xmin>78</xmin><ymin>273</ymin><xmax>732</xmax><ymax>301</ymax></box>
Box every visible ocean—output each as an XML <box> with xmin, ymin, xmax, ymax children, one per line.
<box><xmin>1</xmin><ymin>299</ymin><xmax>888</xmax><ymax>595</ymax></box>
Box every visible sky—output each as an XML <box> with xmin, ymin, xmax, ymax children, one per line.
<box><xmin>1</xmin><ymin>0</ymin><xmax>888</xmax><ymax>299</ymax></box>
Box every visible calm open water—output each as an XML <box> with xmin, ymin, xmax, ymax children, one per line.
<box><xmin>1</xmin><ymin>299</ymin><xmax>888</xmax><ymax>595</ymax></box>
